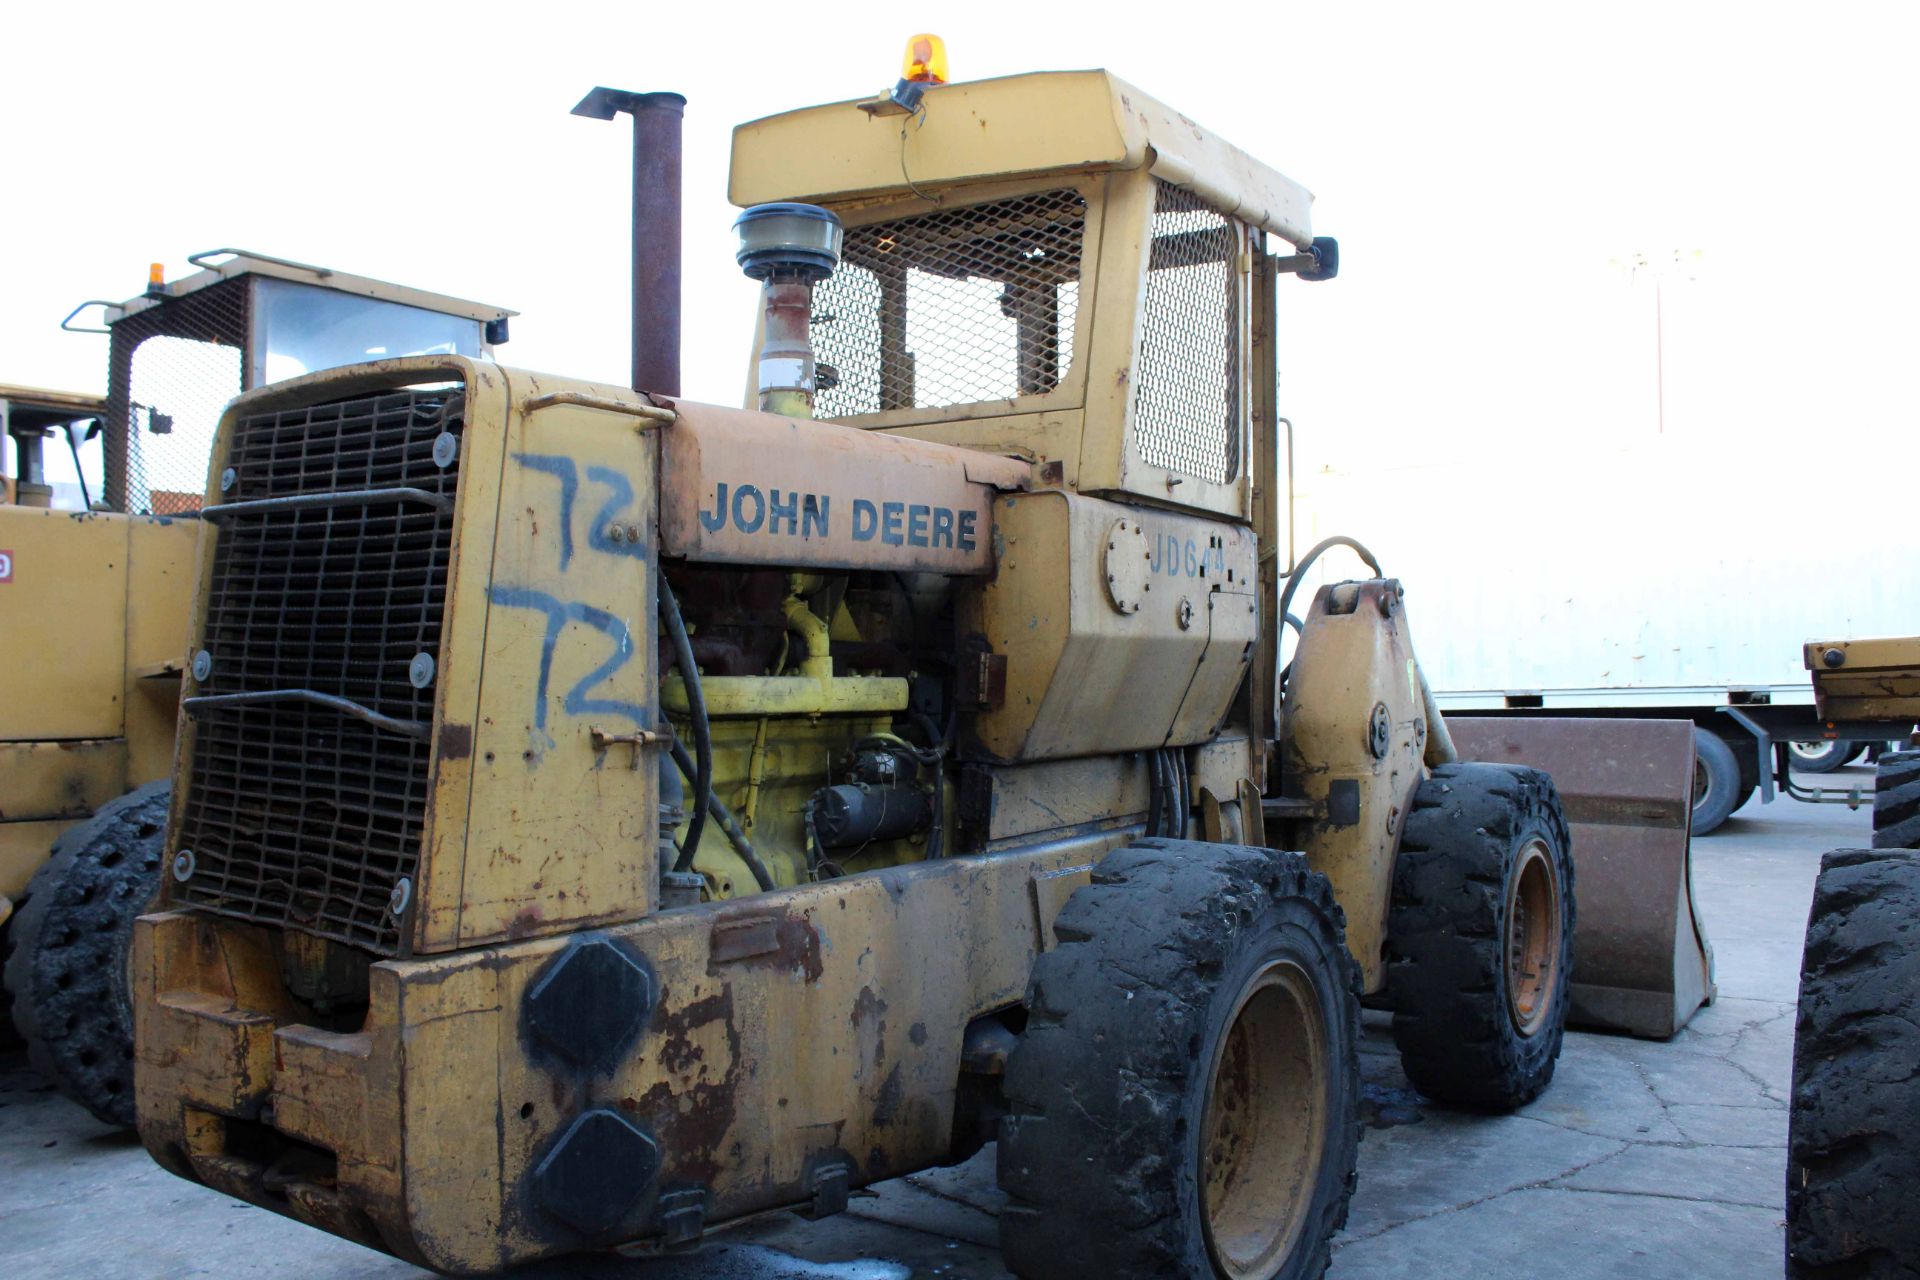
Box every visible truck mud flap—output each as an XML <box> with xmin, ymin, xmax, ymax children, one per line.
<box><xmin>1448</xmin><ymin>717</ymin><xmax>1714</xmax><ymax>1039</ymax></box>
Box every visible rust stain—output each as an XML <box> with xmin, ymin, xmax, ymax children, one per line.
<box><xmin>635</xmin><ymin>984</ymin><xmax>742</xmax><ymax>1188</ymax></box>
<box><xmin>437</xmin><ymin>723</ymin><xmax>474</xmax><ymax>761</ymax></box>
<box><xmin>703</xmin><ymin>907</ymin><xmax>822</xmax><ymax>982</ymax></box>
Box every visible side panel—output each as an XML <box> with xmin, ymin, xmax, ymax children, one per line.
<box><xmin>0</xmin><ymin>506</ymin><xmax>130</xmax><ymax>740</ymax></box>
<box><xmin>122</xmin><ymin>515</ymin><xmax>199</xmax><ymax>785</ymax></box>
<box><xmin>426</xmin><ymin>369</ymin><xmax>662</xmax><ymax>951</ymax></box>
<box><xmin>963</xmin><ymin>489</ymin><xmax>1258</xmax><ymax>762</ymax></box>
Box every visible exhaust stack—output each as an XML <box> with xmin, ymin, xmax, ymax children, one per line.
<box><xmin>572</xmin><ymin>87</ymin><xmax>686</xmax><ymax>396</ymax></box>
<box><xmin>733</xmin><ymin>203</ymin><xmax>842</xmax><ymax>418</ymax></box>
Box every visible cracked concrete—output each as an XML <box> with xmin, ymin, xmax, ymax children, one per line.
<box><xmin>0</xmin><ymin>769</ymin><xmax>1864</xmax><ymax>1278</ymax></box>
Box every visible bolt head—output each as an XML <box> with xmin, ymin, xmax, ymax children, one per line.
<box><xmin>171</xmin><ymin>850</ymin><xmax>196</xmax><ymax>882</ymax></box>
<box><xmin>219</xmin><ymin>467</ymin><xmax>237</xmax><ymax>492</ymax></box>
<box><xmin>191</xmin><ymin>650</ymin><xmax>212</xmax><ymax>681</ymax></box>
<box><xmin>1822</xmin><ymin>647</ymin><xmax>1846</xmax><ymax>669</ymax></box>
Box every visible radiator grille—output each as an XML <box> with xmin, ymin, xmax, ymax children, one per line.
<box><xmin>811</xmin><ymin>189</ymin><xmax>1086</xmax><ymax>418</ymax></box>
<box><xmin>173</xmin><ymin>387</ymin><xmax>463</xmax><ymax>954</ymax></box>
<box><xmin>1135</xmin><ymin>181</ymin><xmax>1242</xmax><ymax>485</ymax></box>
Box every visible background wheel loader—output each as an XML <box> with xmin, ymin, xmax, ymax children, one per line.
<box><xmin>0</xmin><ymin>254</ymin><xmax>514</xmax><ymax>1125</ymax></box>
<box><xmin>129</xmin><ymin>58</ymin><xmax>1709</xmax><ymax>1278</ymax></box>
<box><xmin>1786</xmin><ymin>636</ymin><xmax>1919</xmax><ymax>1278</ymax></box>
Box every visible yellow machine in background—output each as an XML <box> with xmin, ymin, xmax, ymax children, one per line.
<box><xmin>0</xmin><ymin>254</ymin><xmax>513</xmax><ymax>1125</ymax></box>
<box><xmin>131</xmin><ymin>58</ymin><xmax>1707</xmax><ymax>1278</ymax></box>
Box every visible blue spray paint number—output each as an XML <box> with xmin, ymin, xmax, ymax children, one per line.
<box><xmin>487</xmin><ymin>586</ymin><xmax>649</xmax><ymax>731</ymax></box>
<box><xmin>496</xmin><ymin>455</ymin><xmax>652</xmax><ymax>738</ymax></box>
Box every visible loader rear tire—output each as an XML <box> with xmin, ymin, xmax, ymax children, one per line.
<box><xmin>1872</xmin><ymin>750</ymin><xmax>1920</xmax><ymax>849</ymax></box>
<box><xmin>2</xmin><ymin>781</ymin><xmax>169</xmax><ymax>1128</ymax></box>
<box><xmin>998</xmin><ymin>839</ymin><xmax>1361</xmax><ymax>1280</ymax></box>
<box><xmin>1786</xmin><ymin>847</ymin><xmax>1920</xmax><ymax>1278</ymax></box>
<box><xmin>1386</xmin><ymin>762</ymin><xmax>1575</xmax><ymax>1111</ymax></box>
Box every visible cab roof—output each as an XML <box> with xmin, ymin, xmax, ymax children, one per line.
<box><xmin>729</xmin><ymin>69</ymin><xmax>1315</xmax><ymax>249</ymax></box>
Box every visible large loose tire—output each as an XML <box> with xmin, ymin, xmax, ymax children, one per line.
<box><xmin>2</xmin><ymin>781</ymin><xmax>169</xmax><ymax>1128</ymax></box>
<box><xmin>1786</xmin><ymin>847</ymin><xmax>1920</xmax><ymax>1277</ymax></box>
<box><xmin>1386</xmin><ymin>762</ymin><xmax>1575</xmax><ymax>1111</ymax></box>
<box><xmin>1873</xmin><ymin>750</ymin><xmax>1920</xmax><ymax>849</ymax></box>
<box><xmin>998</xmin><ymin>839</ymin><xmax>1361</xmax><ymax>1280</ymax></box>
<box><xmin>1691</xmin><ymin>727</ymin><xmax>1744</xmax><ymax>836</ymax></box>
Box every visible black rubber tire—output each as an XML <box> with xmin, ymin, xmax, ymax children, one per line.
<box><xmin>1873</xmin><ymin>750</ymin><xmax>1920</xmax><ymax>850</ymax></box>
<box><xmin>998</xmin><ymin>839</ymin><xmax>1361</xmax><ymax>1280</ymax></box>
<box><xmin>2</xmin><ymin>781</ymin><xmax>169</xmax><ymax>1128</ymax></box>
<box><xmin>1786</xmin><ymin>847</ymin><xmax>1920</xmax><ymax>1278</ymax></box>
<box><xmin>1386</xmin><ymin>762</ymin><xmax>1575</xmax><ymax>1111</ymax></box>
<box><xmin>1691</xmin><ymin>727</ymin><xmax>1743</xmax><ymax>836</ymax></box>
<box><xmin>1789</xmin><ymin>739</ymin><xmax>1856</xmax><ymax>775</ymax></box>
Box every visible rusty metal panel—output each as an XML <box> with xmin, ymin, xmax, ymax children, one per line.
<box><xmin>1806</xmin><ymin>636</ymin><xmax>1920</xmax><ymax>725</ymax></box>
<box><xmin>658</xmin><ymin>398</ymin><xmax>1027</xmax><ymax>574</ymax></box>
<box><xmin>963</xmin><ymin>489</ymin><xmax>1257</xmax><ymax>762</ymax></box>
<box><xmin>1448</xmin><ymin>716</ymin><xmax>1713</xmax><ymax>1039</ymax></box>
<box><xmin>442</xmin><ymin>367</ymin><xmax>662</xmax><ymax>949</ymax></box>
<box><xmin>135</xmin><ymin>830</ymin><xmax>1131</xmax><ymax>1272</ymax></box>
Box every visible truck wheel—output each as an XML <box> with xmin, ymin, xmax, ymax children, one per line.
<box><xmin>999</xmin><ymin>839</ymin><xmax>1361</xmax><ymax>1280</ymax></box>
<box><xmin>2</xmin><ymin>781</ymin><xmax>169</xmax><ymax>1128</ymax></box>
<box><xmin>1789</xmin><ymin>739</ymin><xmax>1856</xmax><ymax>774</ymax></box>
<box><xmin>1386</xmin><ymin>762</ymin><xmax>1575</xmax><ymax>1111</ymax></box>
<box><xmin>1691</xmin><ymin>728</ymin><xmax>1743</xmax><ymax>835</ymax></box>
<box><xmin>1787</xmin><ymin>847</ymin><xmax>1920</xmax><ymax>1277</ymax></box>
<box><xmin>1873</xmin><ymin>750</ymin><xmax>1920</xmax><ymax>849</ymax></box>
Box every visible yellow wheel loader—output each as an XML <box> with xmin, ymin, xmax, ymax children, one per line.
<box><xmin>0</xmin><ymin>254</ymin><xmax>513</xmax><ymax>1126</ymax></box>
<box><xmin>130</xmin><ymin>60</ymin><xmax>1710</xmax><ymax>1277</ymax></box>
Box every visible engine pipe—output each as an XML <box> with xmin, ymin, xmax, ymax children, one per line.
<box><xmin>571</xmin><ymin>87</ymin><xmax>685</xmax><ymax>395</ymax></box>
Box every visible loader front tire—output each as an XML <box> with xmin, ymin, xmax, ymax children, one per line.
<box><xmin>1787</xmin><ymin>847</ymin><xmax>1920</xmax><ymax>1278</ymax></box>
<box><xmin>998</xmin><ymin>839</ymin><xmax>1361</xmax><ymax>1280</ymax></box>
<box><xmin>1386</xmin><ymin>762</ymin><xmax>1574</xmax><ymax>1111</ymax></box>
<box><xmin>1872</xmin><ymin>750</ymin><xmax>1920</xmax><ymax>849</ymax></box>
<box><xmin>2</xmin><ymin>781</ymin><xmax>169</xmax><ymax>1128</ymax></box>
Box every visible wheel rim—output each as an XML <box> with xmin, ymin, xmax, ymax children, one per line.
<box><xmin>1504</xmin><ymin>839</ymin><xmax>1563</xmax><ymax>1037</ymax></box>
<box><xmin>1789</xmin><ymin>740</ymin><xmax>1836</xmax><ymax>763</ymax></box>
<box><xmin>1692</xmin><ymin>758</ymin><xmax>1710</xmax><ymax>807</ymax></box>
<box><xmin>1200</xmin><ymin>960</ymin><xmax>1329</xmax><ymax>1280</ymax></box>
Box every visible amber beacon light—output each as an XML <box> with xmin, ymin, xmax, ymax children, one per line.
<box><xmin>902</xmin><ymin>33</ymin><xmax>949</xmax><ymax>84</ymax></box>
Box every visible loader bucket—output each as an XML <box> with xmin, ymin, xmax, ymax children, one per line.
<box><xmin>1447</xmin><ymin>717</ymin><xmax>1714</xmax><ymax>1039</ymax></box>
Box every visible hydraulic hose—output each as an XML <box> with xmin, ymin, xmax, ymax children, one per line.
<box><xmin>658</xmin><ymin>576</ymin><xmax>712</xmax><ymax>873</ymax></box>
<box><xmin>670</xmin><ymin>737</ymin><xmax>775</xmax><ymax>892</ymax></box>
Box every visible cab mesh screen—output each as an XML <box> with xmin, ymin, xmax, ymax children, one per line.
<box><xmin>810</xmin><ymin>189</ymin><xmax>1086</xmax><ymax>418</ymax></box>
<box><xmin>1133</xmin><ymin>181</ymin><xmax>1241</xmax><ymax>485</ymax></box>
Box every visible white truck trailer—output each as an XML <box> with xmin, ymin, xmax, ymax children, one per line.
<box><xmin>1293</xmin><ymin>435</ymin><xmax>1918</xmax><ymax>834</ymax></box>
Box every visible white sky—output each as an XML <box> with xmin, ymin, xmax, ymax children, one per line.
<box><xmin>6</xmin><ymin>0</ymin><xmax>1917</xmax><ymax>488</ymax></box>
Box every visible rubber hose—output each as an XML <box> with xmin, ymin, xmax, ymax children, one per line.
<box><xmin>659</xmin><ymin>576</ymin><xmax>712</xmax><ymax>873</ymax></box>
<box><xmin>1145</xmin><ymin>750</ymin><xmax>1165</xmax><ymax>838</ymax></box>
<box><xmin>669</xmin><ymin>737</ymin><xmax>775</xmax><ymax>892</ymax></box>
<box><xmin>1276</xmin><ymin>535</ymin><xmax>1384</xmax><ymax>694</ymax></box>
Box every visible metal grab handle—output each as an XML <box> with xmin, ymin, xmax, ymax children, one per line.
<box><xmin>60</xmin><ymin>300</ymin><xmax>120</xmax><ymax>333</ymax></box>
<box><xmin>183</xmin><ymin>689</ymin><xmax>431</xmax><ymax>740</ymax></box>
<box><xmin>201</xmin><ymin>487</ymin><xmax>453</xmax><ymax>522</ymax></box>
<box><xmin>187</xmin><ymin>247</ymin><xmax>335</xmax><ymax>277</ymax></box>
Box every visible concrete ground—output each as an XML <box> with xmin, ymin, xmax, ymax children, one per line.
<box><xmin>2</xmin><ymin>770</ymin><xmax>1872</xmax><ymax>1279</ymax></box>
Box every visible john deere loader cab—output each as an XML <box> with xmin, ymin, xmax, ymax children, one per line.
<box><xmin>0</xmin><ymin>251</ymin><xmax>513</xmax><ymax>1127</ymax></box>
